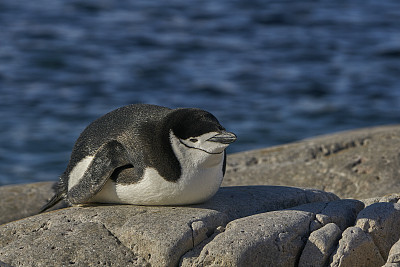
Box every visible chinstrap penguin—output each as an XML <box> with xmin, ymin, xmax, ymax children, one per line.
<box><xmin>40</xmin><ymin>104</ymin><xmax>236</xmax><ymax>212</ymax></box>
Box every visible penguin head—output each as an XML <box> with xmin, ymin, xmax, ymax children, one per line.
<box><xmin>168</xmin><ymin>108</ymin><xmax>236</xmax><ymax>155</ymax></box>
<box><xmin>177</xmin><ymin>131</ymin><xmax>236</xmax><ymax>154</ymax></box>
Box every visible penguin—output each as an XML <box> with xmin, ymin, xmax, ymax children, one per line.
<box><xmin>40</xmin><ymin>104</ymin><xmax>236</xmax><ymax>212</ymax></box>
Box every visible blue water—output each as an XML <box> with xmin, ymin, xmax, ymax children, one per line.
<box><xmin>1</xmin><ymin>1</ymin><xmax>400</xmax><ymax>185</ymax></box>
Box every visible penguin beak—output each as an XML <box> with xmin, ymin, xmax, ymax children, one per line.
<box><xmin>207</xmin><ymin>131</ymin><xmax>237</xmax><ymax>144</ymax></box>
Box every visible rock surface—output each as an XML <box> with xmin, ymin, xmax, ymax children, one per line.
<box><xmin>356</xmin><ymin>202</ymin><xmax>400</xmax><ymax>260</ymax></box>
<box><xmin>1</xmin><ymin>186</ymin><xmax>336</xmax><ymax>267</ymax></box>
<box><xmin>0</xmin><ymin>182</ymin><xmax>66</xmax><ymax>225</ymax></box>
<box><xmin>299</xmin><ymin>223</ymin><xmax>342</xmax><ymax>267</ymax></box>
<box><xmin>224</xmin><ymin>125</ymin><xmax>400</xmax><ymax>199</ymax></box>
<box><xmin>181</xmin><ymin>210</ymin><xmax>314</xmax><ymax>266</ymax></box>
<box><xmin>384</xmin><ymin>238</ymin><xmax>400</xmax><ymax>266</ymax></box>
<box><xmin>1</xmin><ymin>125</ymin><xmax>400</xmax><ymax>266</ymax></box>
<box><xmin>330</xmin><ymin>226</ymin><xmax>385</xmax><ymax>267</ymax></box>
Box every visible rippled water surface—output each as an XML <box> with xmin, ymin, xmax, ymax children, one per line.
<box><xmin>1</xmin><ymin>0</ymin><xmax>400</xmax><ymax>185</ymax></box>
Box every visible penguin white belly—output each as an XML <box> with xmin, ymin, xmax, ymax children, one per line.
<box><xmin>90</xmin><ymin>158</ymin><xmax>224</xmax><ymax>205</ymax></box>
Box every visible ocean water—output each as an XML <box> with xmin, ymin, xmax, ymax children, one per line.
<box><xmin>1</xmin><ymin>0</ymin><xmax>400</xmax><ymax>185</ymax></box>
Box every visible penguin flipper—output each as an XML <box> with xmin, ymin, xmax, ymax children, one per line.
<box><xmin>67</xmin><ymin>140</ymin><xmax>131</xmax><ymax>205</ymax></box>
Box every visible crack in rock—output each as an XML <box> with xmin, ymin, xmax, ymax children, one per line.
<box><xmin>180</xmin><ymin>225</ymin><xmax>226</xmax><ymax>266</ymax></box>
<box><xmin>100</xmin><ymin>223</ymin><xmax>128</xmax><ymax>250</ymax></box>
<box><xmin>299</xmin><ymin>223</ymin><xmax>342</xmax><ymax>267</ymax></box>
<box><xmin>100</xmin><ymin>223</ymin><xmax>150</xmax><ymax>266</ymax></box>
<box><xmin>188</xmin><ymin>222</ymin><xmax>195</xmax><ymax>248</ymax></box>
<box><xmin>330</xmin><ymin>226</ymin><xmax>385</xmax><ymax>267</ymax></box>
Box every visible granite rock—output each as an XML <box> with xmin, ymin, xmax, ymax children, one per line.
<box><xmin>224</xmin><ymin>125</ymin><xmax>400</xmax><ymax>199</ymax></box>
<box><xmin>0</xmin><ymin>186</ymin><xmax>337</xmax><ymax>267</ymax></box>
<box><xmin>0</xmin><ymin>182</ymin><xmax>66</xmax><ymax>225</ymax></box>
<box><xmin>291</xmin><ymin>199</ymin><xmax>365</xmax><ymax>231</ymax></box>
<box><xmin>384</xmin><ymin>238</ymin><xmax>400</xmax><ymax>266</ymax></box>
<box><xmin>356</xmin><ymin>202</ymin><xmax>400</xmax><ymax>259</ymax></box>
<box><xmin>330</xmin><ymin>226</ymin><xmax>385</xmax><ymax>267</ymax></box>
<box><xmin>181</xmin><ymin>210</ymin><xmax>314</xmax><ymax>266</ymax></box>
<box><xmin>299</xmin><ymin>223</ymin><xmax>342</xmax><ymax>267</ymax></box>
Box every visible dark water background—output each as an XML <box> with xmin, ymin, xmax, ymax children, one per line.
<box><xmin>1</xmin><ymin>0</ymin><xmax>400</xmax><ymax>185</ymax></box>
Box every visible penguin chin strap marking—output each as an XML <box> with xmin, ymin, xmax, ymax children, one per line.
<box><xmin>178</xmin><ymin>139</ymin><xmax>224</xmax><ymax>155</ymax></box>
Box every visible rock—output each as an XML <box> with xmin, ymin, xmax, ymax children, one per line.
<box><xmin>356</xmin><ymin>202</ymin><xmax>400</xmax><ymax>259</ymax></box>
<box><xmin>291</xmin><ymin>199</ymin><xmax>365</xmax><ymax>231</ymax></box>
<box><xmin>379</xmin><ymin>193</ymin><xmax>400</xmax><ymax>204</ymax></box>
<box><xmin>0</xmin><ymin>182</ymin><xmax>66</xmax><ymax>225</ymax></box>
<box><xmin>384</xmin><ymin>238</ymin><xmax>400</xmax><ymax>266</ymax></box>
<box><xmin>360</xmin><ymin>197</ymin><xmax>382</xmax><ymax>207</ymax></box>
<box><xmin>224</xmin><ymin>125</ymin><xmax>400</xmax><ymax>199</ymax></box>
<box><xmin>1</xmin><ymin>220</ymin><xmax>140</xmax><ymax>267</ymax></box>
<box><xmin>180</xmin><ymin>198</ymin><xmax>373</xmax><ymax>267</ymax></box>
<box><xmin>330</xmin><ymin>201</ymin><xmax>400</xmax><ymax>267</ymax></box>
<box><xmin>181</xmin><ymin>210</ymin><xmax>314</xmax><ymax>267</ymax></box>
<box><xmin>330</xmin><ymin>226</ymin><xmax>385</xmax><ymax>267</ymax></box>
<box><xmin>360</xmin><ymin>193</ymin><xmax>400</xmax><ymax>208</ymax></box>
<box><xmin>0</xmin><ymin>186</ymin><xmax>337</xmax><ymax>267</ymax></box>
<box><xmin>298</xmin><ymin>223</ymin><xmax>342</xmax><ymax>267</ymax></box>
<box><xmin>383</xmin><ymin>263</ymin><xmax>400</xmax><ymax>267</ymax></box>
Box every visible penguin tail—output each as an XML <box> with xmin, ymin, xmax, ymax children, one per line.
<box><xmin>39</xmin><ymin>182</ymin><xmax>67</xmax><ymax>213</ymax></box>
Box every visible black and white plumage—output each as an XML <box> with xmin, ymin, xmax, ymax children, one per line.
<box><xmin>41</xmin><ymin>104</ymin><xmax>236</xmax><ymax>212</ymax></box>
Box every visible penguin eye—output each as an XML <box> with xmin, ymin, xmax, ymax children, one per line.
<box><xmin>189</xmin><ymin>138</ymin><xmax>198</xmax><ymax>143</ymax></box>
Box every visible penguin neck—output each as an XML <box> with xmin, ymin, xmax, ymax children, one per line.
<box><xmin>169</xmin><ymin>130</ymin><xmax>224</xmax><ymax>172</ymax></box>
